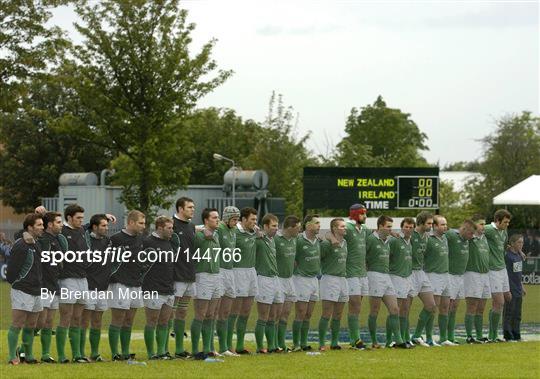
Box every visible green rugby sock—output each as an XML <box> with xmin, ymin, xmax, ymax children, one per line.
<box><xmin>278</xmin><ymin>320</ymin><xmax>287</xmax><ymax>349</ymax></box>
<box><xmin>190</xmin><ymin>319</ymin><xmax>202</xmax><ymax>354</ymax></box>
<box><xmin>202</xmin><ymin>319</ymin><xmax>213</xmax><ymax>354</ymax></box>
<box><xmin>399</xmin><ymin>316</ymin><xmax>408</xmax><ymax>342</ymax></box>
<box><xmin>300</xmin><ymin>320</ymin><xmax>310</xmax><ymax>347</ymax></box>
<box><xmin>390</xmin><ymin>315</ymin><xmax>403</xmax><ymax>344</ymax></box>
<box><xmin>79</xmin><ymin>328</ymin><xmax>87</xmax><ymax>357</ymax></box>
<box><xmin>368</xmin><ymin>314</ymin><xmax>378</xmax><ymax>344</ymax></box>
<box><xmin>22</xmin><ymin>327</ymin><xmax>35</xmax><ymax>360</ymax></box>
<box><xmin>216</xmin><ymin>319</ymin><xmax>228</xmax><ymax>353</ymax></box>
<box><xmin>265</xmin><ymin>321</ymin><xmax>276</xmax><ymax>350</ymax></box>
<box><xmin>448</xmin><ymin>311</ymin><xmax>456</xmax><ymax>342</ymax></box>
<box><xmin>385</xmin><ymin>316</ymin><xmax>392</xmax><ymax>346</ymax></box>
<box><xmin>8</xmin><ymin>326</ymin><xmax>21</xmax><ymax>361</ymax></box>
<box><xmin>120</xmin><ymin>327</ymin><xmax>132</xmax><ymax>358</ymax></box>
<box><xmin>491</xmin><ymin>311</ymin><xmax>501</xmax><ymax>340</ymax></box>
<box><xmin>348</xmin><ymin>315</ymin><xmax>360</xmax><ymax>345</ymax></box>
<box><xmin>108</xmin><ymin>325</ymin><xmax>120</xmax><ymax>357</ymax></box>
<box><xmin>465</xmin><ymin>314</ymin><xmax>474</xmax><ymax>338</ymax></box>
<box><xmin>69</xmin><ymin>327</ymin><xmax>81</xmax><ymax>359</ymax></box>
<box><xmin>330</xmin><ymin>319</ymin><xmax>340</xmax><ymax>347</ymax></box>
<box><xmin>235</xmin><ymin>316</ymin><xmax>248</xmax><ymax>352</ymax></box>
<box><xmin>156</xmin><ymin>325</ymin><xmax>168</xmax><ymax>356</ymax></box>
<box><xmin>89</xmin><ymin>328</ymin><xmax>101</xmax><ymax>358</ymax></box>
<box><xmin>40</xmin><ymin>328</ymin><xmax>52</xmax><ymax>359</ymax></box>
<box><xmin>318</xmin><ymin>317</ymin><xmax>329</xmax><ymax>348</ymax></box>
<box><xmin>292</xmin><ymin>320</ymin><xmax>302</xmax><ymax>347</ymax></box>
<box><xmin>475</xmin><ymin>315</ymin><xmax>484</xmax><ymax>339</ymax></box>
<box><xmin>426</xmin><ymin>312</ymin><xmax>435</xmax><ymax>342</ymax></box>
<box><xmin>255</xmin><ymin>320</ymin><xmax>266</xmax><ymax>351</ymax></box>
<box><xmin>227</xmin><ymin>315</ymin><xmax>237</xmax><ymax>352</ymax></box>
<box><xmin>413</xmin><ymin>309</ymin><xmax>431</xmax><ymax>339</ymax></box>
<box><xmin>174</xmin><ymin>319</ymin><xmax>185</xmax><ymax>354</ymax></box>
<box><xmin>144</xmin><ymin>326</ymin><xmax>156</xmax><ymax>358</ymax></box>
<box><xmin>438</xmin><ymin>314</ymin><xmax>448</xmax><ymax>342</ymax></box>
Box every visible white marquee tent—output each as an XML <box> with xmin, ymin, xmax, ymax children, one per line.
<box><xmin>492</xmin><ymin>175</ymin><xmax>540</xmax><ymax>205</ymax></box>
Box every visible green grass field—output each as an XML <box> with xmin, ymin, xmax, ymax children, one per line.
<box><xmin>0</xmin><ymin>283</ymin><xmax>539</xmax><ymax>378</ymax></box>
<box><xmin>0</xmin><ymin>338</ymin><xmax>538</xmax><ymax>378</ymax></box>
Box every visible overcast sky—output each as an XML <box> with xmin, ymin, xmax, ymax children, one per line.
<box><xmin>52</xmin><ymin>0</ymin><xmax>539</xmax><ymax>166</ymax></box>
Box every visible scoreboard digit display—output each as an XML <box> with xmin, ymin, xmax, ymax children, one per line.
<box><xmin>303</xmin><ymin>167</ymin><xmax>439</xmax><ymax>211</ymax></box>
<box><xmin>396</xmin><ymin>176</ymin><xmax>439</xmax><ymax>209</ymax></box>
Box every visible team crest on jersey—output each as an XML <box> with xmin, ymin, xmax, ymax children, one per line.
<box><xmin>280</xmin><ymin>243</ymin><xmax>285</xmax><ymax>246</ymax></box>
<box><xmin>303</xmin><ymin>245</ymin><xmax>308</xmax><ymax>249</ymax></box>
<box><xmin>376</xmin><ymin>245</ymin><xmax>381</xmax><ymax>249</ymax></box>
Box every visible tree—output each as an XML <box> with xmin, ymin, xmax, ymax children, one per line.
<box><xmin>245</xmin><ymin>92</ymin><xmax>317</xmax><ymax>215</ymax></box>
<box><xmin>0</xmin><ymin>0</ymin><xmax>69</xmax><ymax>113</ymax></box>
<box><xmin>335</xmin><ymin>96</ymin><xmax>429</xmax><ymax>167</ymax></box>
<box><xmin>467</xmin><ymin>112</ymin><xmax>540</xmax><ymax>228</ymax></box>
<box><xmin>438</xmin><ymin>180</ymin><xmax>475</xmax><ymax>228</ymax></box>
<box><xmin>0</xmin><ymin>76</ymin><xmax>111</xmax><ymax>212</ymax></box>
<box><xmin>63</xmin><ymin>0</ymin><xmax>232</xmax><ymax>218</ymax></box>
<box><xmin>181</xmin><ymin>108</ymin><xmax>263</xmax><ymax>185</ymax></box>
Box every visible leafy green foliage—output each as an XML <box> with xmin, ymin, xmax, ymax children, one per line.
<box><xmin>466</xmin><ymin>112</ymin><xmax>540</xmax><ymax>228</ymax></box>
<box><xmin>0</xmin><ymin>0</ymin><xmax>69</xmax><ymax>112</ymax></box>
<box><xmin>0</xmin><ymin>76</ymin><xmax>111</xmax><ymax>212</ymax></box>
<box><xmin>335</xmin><ymin>96</ymin><xmax>430</xmax><ymax>167</ymax></box>
<box><xmin>64</xmin><ymin>0</ymin><xmax>232</xmax><ymax>218</ymax></box>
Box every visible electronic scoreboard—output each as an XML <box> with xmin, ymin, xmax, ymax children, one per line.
<box><xmin>303</xmin><ymin>167</ymin><xmax>439</xmax><ymax>211</ymax></box>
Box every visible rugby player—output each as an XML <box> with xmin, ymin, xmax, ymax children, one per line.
<box><xmin>292</xmin><ymin>214</ymin><xmax>321</xmax><ymax>352</ymax></box>
<box><xmin>191</xmin><ymin>208</ymin><xmax>222</xmax><ymax>360</ymax></box>
<box><xmin>108</xmin><ymin>210</ymin><xmax>146</xmax><ymax>361</ymax></box>
<box><xmin>36</xmin><ymin>212</ymin><xmax>66</xmax><ymax>363</ymax></box>
<box><xmin>142</xmin><ymin>216</ymin><xmax>175</xmax><ymax>360</ymax></box>
<box><xmin>446</xmin><ymin>219</ymin><xmax>476</xmax><ymax>344</ymax></box>
<box><xmin>464</xmin><ymin>215</ymin><xmax>491</xmax><ymax>343</ymax></box>
<box><xmin>6</xmin><ymin>214</ymin><xmax>44</xmax><ymax>365</ymax></box>
<box><xmin>388</xmin><ymin>217</ymin><xmax>415</xmax><ymax>347</ymax></box>
<box><xmin>275</xmin><ymin>215</ymin><xmax>301</xmax><ymax>351</ymax></box>
<box><xmin>80</xmin><ymin>214</ymin><xmax>111</xmax><ymax>362</ymax></box>
<box><xmin>171</xmin><ymin>197</ymin><xmax>197</xmax><ymax>358</ymax></box>
<box><xmin>410</xmin><ymin>211</ymin><xmax>437</xmax><ymax>347</ymax></box>
<box><xmin>58</xmin><ymin>204</ymin><xmax>92</xmax><ymax>363</ymax></box>
<box><xmin>215</xmin><ymin>206</ymin><xmax>241</xmax><ymax>356</ymax></box>
<box><xmin>485</xmin><ymin>209</ymin><xmax>512</xmax><ymax>342</ymax></box>
<box><xmin>254</xmin><ymin>213</ymin><xmax>282</xmax><ymax>353</ymax></box>
<box><xmin>231</xmin><ymin>207</ymin><xmax>259</xmax><ymax>354</ymax></box>
<box><xmin>366</xmin><ymin>215</ymin><xmax>409</xmax><ymax>349</ymax></box>
<box><xmin>318</xmin><ymin>218</ymin><xmax>348</xmax><ymax>351</ymax></box>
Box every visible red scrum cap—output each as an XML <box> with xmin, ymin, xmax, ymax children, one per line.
<box><xmin>349</xmin><ymin>203</ymin><xmax>367</xmax><ymax>221</ymax></box>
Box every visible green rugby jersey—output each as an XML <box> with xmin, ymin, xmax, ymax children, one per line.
<box><xmin>411</xmin><ymin>230</ymin><xmax>428</xmax><ymax>271</ymax></box>
<box><xmin>344</xmin><ymin>221</ymin><xmax>368</xmax><ymax>278</ymax></box>
<box><xmin>446</xmin><ymin>229</ymin><xmax>469</xmax><ymax>275</ymax></box>
<box><xmin>233</xmin><ymin>223</ymin><xmax>257</xmax><ymax>269</ymax></box>
<box><xmin>320</xmin><ymin>239</ymin><xmax>347</xmax><ymax>277</ymax></box>
<box><xmin>466</xmin><ymin>234</ymin><xmax>490</xmax><ymax>273</ymax></box>
<box><xmin>366</xmin><ymin>232</ymin><xmax>391</xmax><ymax>274</ymax></box>
<box><xmin>294</xmin><ymin>233</ymin><xmax>321</xmax><ymax>277</ymax></box>
<box><xmin>275</xmin><ymin>233</ymin><xmax>296</xmax><ymax>278</ymax></box>
<box><xmin>389</xmin><ymin>234</ymin><xmax>412</xmax><ymax>277</ymax></box>
<box><xmin>424</xmin><ymin>233</ymin><xmax>449</xmax><ymax>274</ymax></box>
<box><xmin>255</xmin><ymin>235</ymin><xmax>278</xmax><ymax>277</ymax></box>
<box><xmin>484</xmin><ymin>223</ymin><xmax>508</xmax><ymax>271</ymax></box>
<box><xmin>217</xmin><ymin>222</ymin><xmax>236</xmax><ymax>269</ymax></box>
<box><xmin>194</xmin><ymin>230</ymin><xmax>220</xmax><ymax>274</ymax></box>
